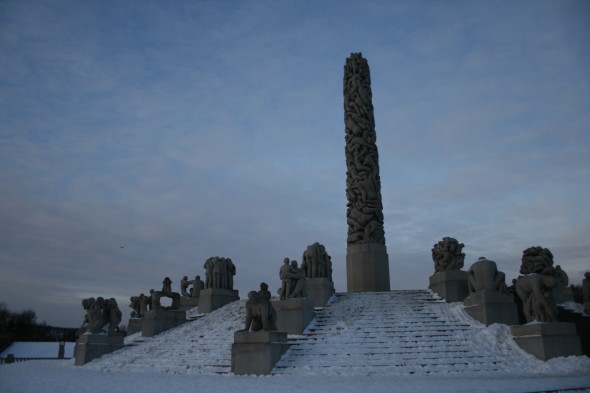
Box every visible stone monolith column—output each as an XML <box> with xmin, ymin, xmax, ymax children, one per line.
<box><xmin>343</xmin><ymin>53</ymin><xmax>390</xmax><ymax>292</ymax></box>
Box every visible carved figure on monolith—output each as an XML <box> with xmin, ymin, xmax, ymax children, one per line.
<box><xmin>344</xmin><ymin>53</ymin><xmax>390</xmax><ymax>292</ymax></box>
<box><xmin>242</xmin><ymin>290</ymin><xmax>277</xmax><ymax>331</ymax></box>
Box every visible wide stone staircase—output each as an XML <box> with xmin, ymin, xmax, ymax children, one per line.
<box><xmin>84</xmin><ymin>290</ymin><xmax>550</xmax><ymax>377</ymax></box>
<box><xmin>273</xmin><ymin>290</ymin><xmax>537</xmax><ymax>376</ymax></box>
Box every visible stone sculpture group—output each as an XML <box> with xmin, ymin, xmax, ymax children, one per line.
<box><xmin>278</xmin><ymin>258</ymin><xmax>308</xmax><ymax>300</ymax></box>
<box><xmin>301</xmin><ymin>242</ymin><xmax>333</xmax><ymax>281</ymax></box>
<box><xmin>242</xmin><ymin>285</ymin><xmax>277</xmax><ymax>332</ymax></box>
<box><xmin>204</xmin><ymin>257</ymin><xmax>236</xmax><ymax>289</ymax></box>
<box><xmin>432</xmin><ymin>237</ymin><xmax>465</xmax><ymax>272</ymax></box>
<box><xmin>78</xmin><ymin>297</ymin><xmax>122</xmax><ymax>335</ymax></box>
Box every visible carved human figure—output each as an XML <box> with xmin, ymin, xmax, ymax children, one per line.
<box><xmin>286</xmin><ymin>260</ymin><xmax>308</xmax><ymax>299</ymax></box>
<box><xmin>226</xmin><ymin>258</ymin><xmax>236</xmax><ymax>289</ymax></box>
<box><xmin>515</xmin><ymin>275</ymin><xmax>558</xmax><ymax>322</ymax></box>
<box><xmin>279</xmin><ymin>258</ymin><xmax>292</xmax><ymax>300</ymax></box>
<box><xmin>88</xmin><ymin>297</ymin><xmax>107</xmax><ymax>333</ymax></box>
<box><xmin>554</xmin><ymin>265</ymin><xmax>569</xmax><ymax>287</ymax></box>
<box><xmin>162</xmin><ymin>277</ymin><xmax>172</xmax><ymax>294</ymax></box>
<box><xmin>180</xmin><ymin>276</ymin><xmax>192</xmax><ymax>297</ymax></box>
<box><xmin>259</xmin><ymin>282</ymin><xmax>272</xmax><ymax>301</ymax></box>
<box><xmin>192</xmin><ymin>275</ymin><xmax>205</xmax><ymax>298</ymax></box>
<box><xmin>242</xmin><ymin>291</ymin><xmax>277</xmax><ymax>332</ymax></box>
<box><xmin>139</xmin><ymin>293</ymin><xmax>149</xmax><ymax>316</ymax></box>
<box><xmin>520</xmin><ymin>246</ymin><xmax>555</xmax><ymax>275</ymax></box>
<box><xmin>467</xmin><ymin>257</ymin><xmax>509</xmax><ymax>295</ymax></box>
<box><xmin>129</xmin><ymin>296</ymin><xmax>141</xmax><ymax>318</ymax></box>
<box><xmin>301</xmin><ymin>242</ymin><xmax>333</xmax><ymax>281</ymax></box>
<box><xmin>204</xmin><ymin>257</ymin><xmax>214</xmax><ymax>288</ymax></box>
<box><xmin>105</xmin><ymin>298</ymin><xmax>122</xmax><ymax>334</ymax></box>
<box><xmin>431</xmin><ymin>237</ymin><xmax>465</xmax><ymax>272</ymax></box>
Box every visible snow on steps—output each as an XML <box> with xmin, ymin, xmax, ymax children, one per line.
<box><xmin>272</xmin><ymin>290</ymin><xmax>545</xmax><ymax>376</ymax></box>
<box><xmin>83</xmin><ymin>290</ymin><xmax>571</xmax><ymax>377</ymax></box>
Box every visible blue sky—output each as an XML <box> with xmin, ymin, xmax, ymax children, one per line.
<box><xmin>1</xmin><ymin>0</ymin><xmax>589</xmax><ymax>327</ymax></box>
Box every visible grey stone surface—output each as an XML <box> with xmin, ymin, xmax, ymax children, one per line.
<box><xmin>74</xmin><ymin>332</ymin><xmax>125</xmax><ymax>366</ymax></box>
<box><xmin>78</xmin><ymin>296</ymin><xmax>123</xmax><ymax>336</ymax></box>
<box><xmin>432</xmin><ymin>237</ymin><xmax>465</xmax><ymax>272</ymax></box>
<box><xmin>198</xmin><ymin>287</ymin><xmax>240</xmax><ymax>314</ymax></box>
<box><xmin>307</xmin><ymin>277</ymin><xmax>335</xmax><ymax>308</ymax></box>
<box><xmin>141</xmin><ymin>309</ymin><xmax>186</xmax><ymax>337</ymax></box>
<box><xmin>231</xmin><ymin>330</ymin><xmax>289</xmax><ymax>375</ymax></box>
<box><xmin>429</xmin><ymin>270</ymin><xmax>468</xmax><ymax>302</ymax></box>
<box><xmin>467</xmin><ymin>257</ymin><xmax>509</xmax><ymax>294</ymax></box>
<box><xmin>515</xmin><ymin>274</ymin><xmax>558</xmax><ymax>322</ymax></box>
<box><xmin>346</xmin><ymin>242</ymin><xmax>390</xmax><ymax>292</ymax></box>
<box><xmin>584</xmin><ymin>272</ymin><xmax>590</xmax><ymax>314</ymax></box>
<box><xmin>271</xmin><ymin>298</ymin><xmax>315</xmax><ymax>335</ymax></box>
<box><xmin>126</xmin><ymin>318</ymin><xmax>143</xmax><ymax>335</ymax></box>
<box><xmin>301</xmin><ymin>242</ymin><xmax>333</xmax><ymax>281</ymax></box>
<box><xmin>178</xmin><ymin>296</ymin><xmax>200</xmax><ymax>311</ymax></box>
<box><xmin>464</xmin><ymin>289</ymin><xmax>518</xmax><ymax>326</ymax></box>
<box><xmin>243</xmin><ymin>290</ymin><xmax>277</xmax><ymax>331</ymax></box>
<box><xmin>278</xmin><ymin>259</ymin><xmax>308</xmax><ymax>300</ymax></box>
<box><xmin>203</xmin><ymin>256</ymin><xmax>236</xmax><ymax>289</ymax></box>
<box><xmin>343</xmin><ymin>53</ymin><xmax>390</xmax><ymax>292</ymax></box>
<box><xmin>511</xmin><ymin>322</ymin><xmax>582</xmax><ymax>360</ymax></box>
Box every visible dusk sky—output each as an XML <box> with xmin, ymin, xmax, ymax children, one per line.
<box><xmin>1</xmin><ymin>0</ymin><xmax>589</xmax><ymax>328</ymax></box>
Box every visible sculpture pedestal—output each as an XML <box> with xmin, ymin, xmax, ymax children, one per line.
<box><xmin>511</xmin><ymin>322</ymin><xmax>582</xmax><ymax>360</ymax></box>
<box><xmin>307</xmin><ymin>277</ymin><xmax>335</xmax><ymax>308</ymax></box>
<box><xmin>464</xmin><ymin>289</ymin><xmax>518</xmax><ymax>326</ymax></box>
<box><xmin>429</xmin><ymin>270</ymin><xmax>469</xmax><ymax>302</ymax></box>
<box><xmin>271</xmin><ymin>298</ymin><xmax>315</xmax><ymax>335</ymax></box>
<box><xmin>346</xmin><ymin>243</ymin><xmax>390</xmax><ymax>292</ymax></box>
<box><xmin>126</xmin><ymin>318</ymin><xmax>143</xmax><ymax>335</ymax></box>
<box><xmin>231</xmin><ymin>330</ymin><xmax>289</xmax><ymax>375</ymax></box>
<box><xmin>74</xmin><ymin>333</ymin><xmax>125</xmax><ymax>366</ymax></box>
<box><xmin>142</xmin><ymin>309</ymin><xmax>186</xmax><ymax>337</ymax></box>
<box><xmin>198</xmin><ymin>288</ymin><xmax>240</xmax><ymax>314</ymax></box>
<box><xmin>179</xmin><ymin>296</ymin><xmax>200</xmax><ymax>311</ymax></box>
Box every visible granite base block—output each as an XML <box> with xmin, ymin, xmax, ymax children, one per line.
<box><xmin>511</xmin><ymin>322</ymin><xmax>582</xmax><ymax>360</ymax></box>
<box><xmin>307</xmin><ymin>277</ymin><xmax>335</xmax><ymax>308</ymax></box>
<box><xmin>346</xmin><ymin>243</ymin><xmax>390</xmax><ymax>292</ymax></box>
<box><xmin>74</xmin><ymin>333</ymin><xmax>125</xmax><ymax>366</ymax></box>
<box><xmin>429</xmin><ymin>270</ymin><xmax>469</xmax><ymax>302</ymax></box>
<box><xmin>463</xmin><ymin>289</ymin><xmax>519</xmax><ymax>326</ymax></box>
<box><xmin>179</xmin><ymin>296</ymin><xmax>200</xmax><ymax>311</ymax></box>
<box><xmin>271</xmin><ymin>298</ymin><xmax>315</xmax><ymax>335</ymax></box>
<box><xmin>126</xmin><ymin>318</ymin><xmax>143</xmax><ymax>336</ymax></box>
<box><xmin>231</xmin><ymin>331</ymin><xmax>289</xmax><ymax>375</ymax></box>
<box><xmin>198</xmin><ymin>288</ymin><xmax>239</xmax><ymax>314</ymax></box>
<box><xmin>142</xmin><ymin>309</ymin><xmax>186</xmax><ymax>337</ymax></box>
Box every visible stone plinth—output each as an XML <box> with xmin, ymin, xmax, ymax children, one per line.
<box><xmin>126</xmin><ymin>318</ymin><xmax>143</xmax><ymax>335</ymax></box>
<box><xmin>463</xmin><ymin>289</ymin><xmax>518</xmax><ymax>326</ymax></box>
<box><xmin>142</xmin><ymin>309</ymin><xmax>186</xmax><ymax>337</ymax></box>
<box><xmin>511</xmin><ymin>322</ymin><xmax>582</xmax><ymax>361</ymax></box>
<box><xmin>231</xmin><ymin>330</ymin><xmax>289</xmax><ymax>375</ymax></box>
<box><xmin>198</xmin><ymin>288</ymin><xmax>239</xmax><ymax>314</ymax></box>
<box><xmin>74</xmin><ymin>333</ymin><xmax>125</xmax><ymax>366</ymax></box>
<box><xmin>271</xmin><ymin>298</ymin><xmax>315</xmax><ymax>335</ymax></box>
<box><xmin>179</xmin><ymin>297</ymin><xmax>200</xmax><ymax>311</ymax></box>
<box><xmin>307</xmin><ymin>277</ymin><xmax>335</xmax><ymax>308</ymax></box>
<box><xmin>429</xmin><ymin>270</ymin><xmax>468</xmax><ymax>302</ymax></box>
<box><xmin>346</xmin><ymin>243</ymin><xmax>390</xmax><ymax>292</ymax></box>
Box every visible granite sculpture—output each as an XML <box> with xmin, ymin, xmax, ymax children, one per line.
<box><xmin>344</xmin><ymin>52</ymin><xmax>390</xmax><ymax>292</ymax></box>
<box><xmin>180</xmin><ymin>275</ymin><xmax>205</xmax><ymax>298</ymax></box>
<box><xmin>78</xmin><ymin>296</ymin><xmax>122</xmax><ymax>335</ymax></box>
<box><xmin>467</xmin><ymin>257</ymin><xmax>509</xmax><ymax>294</ymax></box>
<box><xmin>583</xmin><ymin>272</ymin><xmax>590</xmax><ymax>314</ymax></box>
<box><xmin>432</xmin><ymin>237</ymin><xmax>465</xmax><ymax>272</ymax></box>
<box><xmin>278</xmin><ymin>259</ymin><xmax>308</xmax><ymax>300</ymax></box>
<box><xmin>242</xmin><ymin>290</ymin><xmax>277</xmax><ymax>332</ymax></box>
<box><xmin>302</xmin><ymin>242</ymin><xmax>333</xmax><ymax>281</ymax></box>
<box><xmin>151</xmin><ymin>277</ymin><xmax>180</xmax><ymax>310</ymax></box>
<box><xmin>204</xmin><ymin>256</ymin><xmax>236</xmax><ymax>289</ymax></box>
<box><xmin>515</xmin><ymin>247</ymin><xmax>560</xmax><ymax>322</ymax></box>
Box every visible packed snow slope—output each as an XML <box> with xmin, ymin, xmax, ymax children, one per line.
<box><xmin>1</xmin><ymin>290</ymin><xmax>589</xmax><ymax>393</ymax></box>
<box><xmin>83</xmin><ymin>290</ymin><xmax>589</xmax><ymax>378</ymax></box>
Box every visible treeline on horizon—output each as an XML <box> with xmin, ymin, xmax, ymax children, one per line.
<box><xmin>0</xmin><ymin>303</ymin><xmax>77</xmax><ymax>353</ymax></box>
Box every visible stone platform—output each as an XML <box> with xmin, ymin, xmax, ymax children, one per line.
<box><xmin>142</xmin><ymin>309</ymin><xmax>186</xmax><ymax>337</ymax></box>
<box><xmin>346</xmin><ymin>243</ymin><xmax>390</xmax><ymax>292</ymax></box>
<box><xmin>271</xmin><ymin>298</ymin><xmax>315</xmax><ymax>335</ymax></box>
<box><xmin>307</xmin><ymin>277</ymin><xmax>335</xmax><ymax>307</ymax></box>
<box><xmin>429</xmin><ymin>270</ymin><xmax>469</xmax><ymax>302</ymax></box>
<box><xmin>463</xmin><ymin>289</ymin><xmax>518</xmax><ymax>326</ymax></box>
<box><xmin>231</xmin><ymin>330</ymin><xmax>289</xmax><ymax>375</ymax></box>
<box><xmin>126</xmin><ymin>318</ymin><xmax>143</xmax><ymax>335</ymax></box>
<box><xmin>179</xmin><ymin>296</ymin><xmax>200</xmax><ymax>311</ymax></box>
<box><xmin>511</xmin><ymin>322</ymin><xmax>582</xmax><ymax>360</ymax></box>
<box><xmin>74</xmin><ymin>333</ymin><xmax>125</xmax><ymax>366</ymax></box>
<box><xmin>198</xmin><ymin>288</ymin><xmax>239</xmax><ymax>314</ymax></box>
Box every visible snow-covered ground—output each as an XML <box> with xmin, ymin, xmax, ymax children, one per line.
<box><xmin>1</xmin><ymin>291</ymin><xmax>589</xmax><ymax>393</ymax></box>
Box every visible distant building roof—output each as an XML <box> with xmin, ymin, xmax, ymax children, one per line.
<box><xmin>1</xmin><ymin>342</ymin><xmax>75</xmax><ymax>358</ymax></box>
